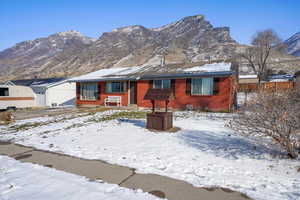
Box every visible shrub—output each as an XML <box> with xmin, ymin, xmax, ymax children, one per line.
<box><xmin>0</xmin><ymin>111</ymin><xmax>14</xmax><ymax>124</ymax></box>
<box><xmin>229</xmin><ymin>88</ymin><xmax>300</xmax><ymax>158</ymax></box>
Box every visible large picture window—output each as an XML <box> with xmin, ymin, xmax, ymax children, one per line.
<box><xmin>106</xmin><ymin>82</ymin><xmax>126</xmax><ymax>93</ymax></box>
<box><xmin>0</xmin><ymin>88</ymin><xmax>9</xmax><ymax>96</ymax></box>
<box><xmin>191</xmin><ymin>78</ymin><xmax>214</xmax><ymax>95</ymax></box>
<box><xmin>153</xmin><ymin>79</ymin><xmax>171</xmax><ymax>89</ymax></box>
<box><xmin>80</xmin><ymin>83</ymin><xmax>98</xmax><ymax>100</ymax></box>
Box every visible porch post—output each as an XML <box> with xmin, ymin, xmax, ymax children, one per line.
<box><xmin>151</xmin><ymin>100</ymin><xmax>155</xmax><ymax>113</ymax></box>
<box><xmin>165</xmin><ymin>100</ymin><xmax>169</xmax><ymax>112</ymax></box>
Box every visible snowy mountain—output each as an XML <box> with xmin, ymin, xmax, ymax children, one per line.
<box><xmin>0</xmin><ymin>30</ymin><xmax>95</xmax><ymax>80</ymax></box>
<box><xmin>1</xmin><ymin>14</ymin><xmax>298</xmax><ymax>81</ymax></box>
<box><xmin>0</xmin><ymin>15</ymin><xmax>241</xmax><ymax>81</ymax></box>
<box><xmin>285</xmin><ymin>32</ymin><xmax>300</xmax><ymax>57</ymax></box>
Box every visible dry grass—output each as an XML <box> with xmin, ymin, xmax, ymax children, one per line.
<box><xmin>0</xmin><ymin>111</ymin><xmax>14</xmax><ymax>124</ymax></box>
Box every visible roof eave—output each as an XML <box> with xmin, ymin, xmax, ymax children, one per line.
<box><xmin>69</xmin><ymin>71</ymin><xmax>234</xmax><ymax>82</ymax></box>
<box><xmin>141</xmin><ymin>71</ymin><xmax>234</xmax><ymax>80</ymax></box>
<box><xmin>68</xmin><ymin>77</ymin><xmax>137</xmax><ymax>82</ymax></box>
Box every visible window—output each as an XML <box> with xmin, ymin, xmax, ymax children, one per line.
<box><xmin>0</xmin><ymin>88</ymin><xmax>9</xmax><ymax>96</ymax></box>
<box><xmin>191</xmin><ymin>78</ymin><xmax>214</xmax><ymax>95</ymax></box>
<box><xmin>80</xmin><ymin>83</ymin><xmax>98</xmax><ymax>100</ymax></box>
<box><xmin>153</xmin><ymin>79</ymin><xmax>171</xmax><ymax>89</ymax></box>
<box><xmin>106</xmin><ymin>82</ymin><xmax>126</xmax><ymax>93</ymax></box>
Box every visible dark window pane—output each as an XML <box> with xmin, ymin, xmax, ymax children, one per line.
<box><xmin>153</xmin><ymin>80</ymin><xmax>170</xmax><ymax>89</ymax></box>
<box><xmin>192</xmin><ymin>79</ymin><xmax>202</xmax><ymax>95</ymax></box>
<box><xmin>107</xmin><ymin>82</ymin><xmax>126</xmax><ymax>93</ymax></box>
<box><xmin>154</xmin><ymin>80</ymin><xmax>162</xmax><ymax>89</ymax></box>
<box><xmin>0</xmin><ymin>88</ymin><xmax>9</xmax><ymax>96</ymax></box>
<box><xmin>162</xmin><ymin>80</ymin><xmax>171</xmax><ymax>89</ymax></box>
<box><xmin>80</xmin><ymin>83</ymin><xmax>98</xmax><ymax>100</ymax></box>
<box><xmin>191</xmin><ymin>78</ymin><xmax>214</xmax><ymax>95</ymax></box>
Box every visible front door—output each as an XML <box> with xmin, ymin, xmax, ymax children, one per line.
<box><xmin>130</xmin><ymin>81</ymin><xmax>137</xmax><ymax>104</ymax></box>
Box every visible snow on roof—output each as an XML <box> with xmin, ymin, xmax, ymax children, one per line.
<box><xmin>69</xmin><ymin>66</ymin><xmax>144</xmax><ymax>82</ymax></box>
<box><xmin>10</xmin><ymin>78</ymin><xmax>66</xmax><ymax>88</ymax></box>
<box><xmin>183</xmin><ymin>62</ymin><xmax>231</xmax><ymax>73</ymax></box>
<box><xmin>70</xmin><ymin>62</ymin><xmax>234</xmax><ymax>82</ymax></box>
<box><xmin>268</xmin><ymin>74</ymin><xmax>294</xmax><ymax>79</ymax></box>
<box><xmin>267</xmin><ymin>74</ymin><xmax>294</xmax><ymax>82</ymax></box>
<box><xmin>115</xmin><ymin>66</ymin><xmax>144</xmax><ymax>75</ymax></box>
<box><xmin>269</xmin><ymin>79</ymin><xmax>291</xmax><ymax>82</ymax></box>
<box><xmin>239</xmin><ymin>74</ymin><xmax>258</xmax><ymax>79</ymax></box>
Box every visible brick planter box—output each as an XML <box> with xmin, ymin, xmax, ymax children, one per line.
<box><xmin>146</xmin><ymin>112</ymin><xmax>173</xmax><ymax>131</ymax></box>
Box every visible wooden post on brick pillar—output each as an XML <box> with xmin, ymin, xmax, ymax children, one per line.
<box><xmin>165</xmin><ymin>100</ymin><xmax>169</xmax><ymax>112</ymax></box>
<box><xmin>151</xmin><ymin>100</ymin><xmax>155</xmax><ymax>113</ymax></box>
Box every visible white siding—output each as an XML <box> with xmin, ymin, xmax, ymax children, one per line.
<box><xmin>31</xmin><ymin>87</ymin><xmax>46</xmax><ymax>107</ymax></box>
<box><xmin>1</xmin><ymin>85</ymin><xmax>35</xmax><ymax>97</ymax></box>
<box><xmin>46</xmin><ymin>82</ymin><xmax>76</xmax><ymax>107</ymax></box>
<box><xmin>0</xmin><ymin>100</ymin><xmax>36</xmax><ymax>109</ymax></box>
<box><xmin>0</xmin><ymin>85</ymin><xmax>36</xmax><ymax>109</ymax></box>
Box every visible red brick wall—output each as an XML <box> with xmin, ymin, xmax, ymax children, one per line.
<box><xmin>76</xmin><ymin>77</ymin><xmax>236</xmax><ymax>111</ymax></box>
<box><xmin>76</xmin><ymin>82</ymin><xmax>129</xmax><ymax>106</ymax></box>
<box><xmin>137</xmin><ymin>77</ymin><xmax>235</xmax><ymax>111</ymax></box>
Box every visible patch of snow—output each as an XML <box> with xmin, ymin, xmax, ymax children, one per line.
<box><xmin>0</xmin><ymin>156</ymin><xmax>160</xmax><ymax>200</ymax></box>
<box><xmin>269</xmin><ymin>79</ymin><xmax>292</xmax><ymax>82</ymax></box>
<box><xmin>69</xmin><ymin>68</ymin><xmax>131</xmax><ymax>81</ymax></box>
<box><xmin>151</xmin><ymin>21</ymin><xmax>178</xmax><ymax>32</ymax></box>
<box><xmin>57</xmin><ymin>30</ymin><xmax>83</xmax><ymax>37</ymax></box>
<box><xmin>239</xmin><ymin>75</ymin><xmax>258</xmax><ymax>79</ymax></box>
<box><xmin>142</xmin><ymin>55</ymin><xmax>162</xmax><ymax>67</ymax></box>
<box><xmin>114</xmin><ymin>66</ymin><xmax>144</xmax><ymax>75</ymax></box>
<box><xmin>112</xmin><ymin>26</ymin><xmax>143</xmax><ymax>33</ymax></box>
<box><xmin>1</xmin><ymin>111</ymin><xmax>300</xmax><ymax>200</ymax></box>
<box><xmin>183</xmin><ymin>62</ymin><xmax>231</xmax><ymax>72</ymax></box>
<box><xmin>237</xmin><ymin>92</ymin><xmax>257</xmax><ymax>106</ymax></box>
<box><xmin>113</xmin><ymin>54</ymin><xmax>134</xmax><ymax>66</ymax></box>
<box><xmin>69</xmin><ymin>66</ymin><xmax>145</xmax><ymax>82</ymax></box>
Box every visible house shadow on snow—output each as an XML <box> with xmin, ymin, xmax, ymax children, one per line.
<box><xmin>117</xmin><ymin>118</ymin><xmax>285</xmax><ymax>160</ymax></box>
<box><xmin>178</xmin><ymin>130</ymin><xmax>285</xmax><ymax>160</ymax></box>
<box><xmin>118</xmin><ymin>118</ymin><xmax>146</xmax><ymax>128</ymax></box>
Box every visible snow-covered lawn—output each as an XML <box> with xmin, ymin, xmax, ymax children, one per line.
<box><xmin>1</xmin><ymin>110</ymin><xmax>299</xmax><ymax>200</ymax></box>
<box><xmin>0</xmin><ymin>156</ymin><xmax>160</xmax><ymax>200</ymax></box>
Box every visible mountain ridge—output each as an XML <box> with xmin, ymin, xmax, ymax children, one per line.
<box><xmin>1</xmin><ymin>14</ymin><xmax>299</xmax><ymax>81</ymax></box>
<box><xmin>285</xmin><ymin>32</ymin><xmax>300</xmax><ymax>57</ymax></box>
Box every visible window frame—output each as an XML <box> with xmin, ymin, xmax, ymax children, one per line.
<box><xmin>80</xmin><ymin>82</ymin><xmax>99</xmax><ymax>101</ymax></box>
<box><xmin>153</xmin><ymin>79</ymin><xmax>171</xmax><ymax>89</ymax></box>
<box><xmin>106</xmin><ymin>81</ymin><xmax>127</xmax><ymax>93</ymax></box>
<box><xmin>191</xmin><ymin>77</ymin><xmax>214</xmax><ymax>96</ymax></box>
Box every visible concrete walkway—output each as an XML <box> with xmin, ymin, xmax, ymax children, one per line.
<box><xmin>0</xmin><ymin>142</ymin><xmax>251</xmax><ymax>200</ymax></box>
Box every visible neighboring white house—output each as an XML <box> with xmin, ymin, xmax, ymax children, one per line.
<box><xmin>4</xmin><ymin>78</ymin><xmax>76</xmax><ymax>107</ymax></box>
<box><xmin>0</xmin><ymin>85</ymin><xmax>36</xmax><ymax>110</ymax></box>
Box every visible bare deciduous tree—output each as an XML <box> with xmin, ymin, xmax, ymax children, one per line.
<box><xmin>229</xmin><ymin>88</ymin><xmax>300</xmax><ymax>159</ymax></box>
<box><xmin>240</xmin><ymin>29</ymin><xmax>285</xmax><ymax>83</ymax></box>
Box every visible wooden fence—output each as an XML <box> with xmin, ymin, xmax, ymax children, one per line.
<box><xmin>238</xmin><ymin>81</ymin><xmax>295</xmax><ymax>92</ymax></box>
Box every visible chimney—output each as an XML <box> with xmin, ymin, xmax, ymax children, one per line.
<box><xmin>205</xmin><ymin>55</ymin><xmax>211</xmax><ymax>64</ymax></box>
<box><xmin>161</xmin><ymin>55</ymin><xmax>165</xmax><ymax>66</ymax></box>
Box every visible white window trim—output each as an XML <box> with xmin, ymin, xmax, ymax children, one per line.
<box><xmin>80</xmin><ymin>82</ymin><xmax>98</xmax><ymax>101</ymax></box>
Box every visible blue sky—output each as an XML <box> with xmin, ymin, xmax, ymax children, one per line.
<box><xmin>0</xmin><ymin>0</ymin><xmax>299</xmax><ymax>51</ymax></box>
